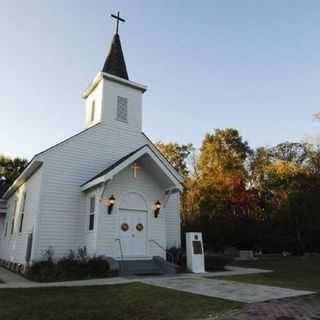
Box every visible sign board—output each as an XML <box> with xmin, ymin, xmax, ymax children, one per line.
<box><xmin>186</xmin><ymin>232</ymin><xmax>205</xmax><ymax>273</ymax></box>
<box><xmin>192</xmin><ymin>241</ymin><xmax>203</xmax><ymax>254</ymax></box>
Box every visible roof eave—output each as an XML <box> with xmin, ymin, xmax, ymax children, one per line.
<box><xmin>81</xmin><ymin>146</ymin><xmax>183</xmax><ymax>193</ymax></box>
<box><xmin>82</xmin><ymin>72</ymin><xmax>147</xmax><ymax>99</ymax></box>
<box><xmin>141</xmin><ymin>132</ymin><xmax>184</xmax><ymax>183</ymax></box>
<box><xmin>3</xmin><ymin>160</ymin><xmax>43</xmax><ymax>199</ymax></box>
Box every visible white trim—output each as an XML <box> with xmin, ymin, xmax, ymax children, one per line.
<box><xmin>82</xmin><ymin>72</ymin><xmax>147</xmax><ymax>99</ymax></box>
<box><xmin>87</xmin><ymin>195</ymin><xmax>97</xmax><ymax>232</ymax></box>
<box><xmin>3</xmin><ymin>161</ymin><xmax>43</xmax><ymax>199</ymax></box>
<box><xmin>81</xmin><ymin>146</ymin><xmax>183</xmax><ymax>192</ymax></box>
<box><xmin>81</xmin><ymin>176</ymin><xmax>106</xmax><ymax>192</ymax></box>
<box><xmin>142</xmin><ymin>133</ymin><xmax>184</xmax><ymax>182</ymax></box>
<box><xmin>163</xmin><ymin>188</ymin><xmax>180</xmax><ymax>207</ymax></box>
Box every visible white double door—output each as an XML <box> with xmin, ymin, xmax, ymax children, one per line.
<box><xmin>119</xmin><ymin>209</ymin><xmax>147</xmax><ymax>257</ymax></box>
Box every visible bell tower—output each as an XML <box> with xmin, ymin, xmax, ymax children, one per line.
<box><xmin>82</xmin><ymin>12</ymin><xmax>147</xmax><ymax>131</ymax></box>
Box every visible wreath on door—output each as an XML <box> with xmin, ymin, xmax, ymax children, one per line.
<box><xmin>121</xmin><ymin>223</ymin><xmax>129</xmax><ymax>231</ymax></box>
<box><xmin>136</xmin><ymin>223</ymin><xmax>144</xmax><ymax>232</ymax></box>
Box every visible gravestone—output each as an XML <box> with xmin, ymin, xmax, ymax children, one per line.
<box><xmin>236</xmin><ymin>250</ymin><xmax>257</xmax><ymax>261</ymax></box>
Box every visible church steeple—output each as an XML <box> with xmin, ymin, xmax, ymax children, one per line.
<box><xmin>102</xmin><ymin>12</ymin><xmax>129</xmax><ymax>80</ymax></box>
<box><xmin>83</xmin><ymin>12</ymin><xmax>147</xmax><ymax>131</ymax></box>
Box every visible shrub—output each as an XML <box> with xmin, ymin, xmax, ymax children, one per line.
<box><xmin>167</xmin><ymin>247</ymin><xmax>185</xmax><ymax>265</ymax></box>
<box><xmin>87</xmin><ymin>256</ymin><xmax>115</xmax><ymax>278</ymax></box>
<box><xmin>205</xmin><ymin>255</ymin><xmax>230</xmax><ymax>271</ymax></box>
<box><xmin>167</xmin><ymin>248</ymin><xmax>230</xmax><ymax>272</ymax></box>
<box><xmin>25</xmin><ymin>260</ymin><xmax>55</xmax><ymax>282</ymax></box>
<box><xmin>26</xmin><ymin>248</ymin><xmax>117</xmax><ymax>282</ymax></box>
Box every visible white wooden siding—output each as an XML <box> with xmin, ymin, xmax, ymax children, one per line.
<box><xmin>165</xmin><ymin>192</ymin><xmax>181</xmax><ymax>249</ymax></box>
<box><xmin>0</xmin><ymin>167</ymin><xmax>43</xmax><ymax>263</ymax></box>
<box><xmin>1</xmin><ymin>76</ymin><xmax>182</xmax><ymax>262</ymax></box>
<box><xmin>0</xmin><ymin>216</ymin><xmax>4</xmax><ymax>239</ymax></box>
<box><xmin>83</xmin><ymin>189</ymin><xmax>98</xmax><ymax>256</ymax></box>
<box><xmin>95</xmin><ymin>163</ymin><xmax>166</xmax><ymax>259</ymax></box>
<box><xmin>100</xmin><ymin>78</ymin><xmax>143</xmax><ymax>132</ymax></box>
<box><xmin>85</xmin><ymin>80</ymin><xmax>103</xmax><ymax>128</ymax></box>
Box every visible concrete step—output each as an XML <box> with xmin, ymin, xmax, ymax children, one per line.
<box><xmin>118</xmin><ymin>259</ymin><xmax>164</xmax><ymax>276</ymax></box>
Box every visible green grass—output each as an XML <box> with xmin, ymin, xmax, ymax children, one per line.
<box><xmin>219</xmin><ymin>256</ymin><xmax>320</xmax><ymax>291</ymax></box>
<box><xmin>0</xmin><ymin>282</ymin><xmax>242</xmax><ymax>320</ymax></box>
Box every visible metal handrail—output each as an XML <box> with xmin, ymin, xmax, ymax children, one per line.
<box><xmin>115</xmin><ymin>238</ymin><xmax>124</xmax><ymax>260</ymax></box>
<box><xmin>115</xmin><ymin>238</ymin><xmax>124</xmax><ymax>273</ymax></box>
<box><xmin>148</xmin><ymin>239</ymin><xmax>174</xmax><ymax>263</ymax></box>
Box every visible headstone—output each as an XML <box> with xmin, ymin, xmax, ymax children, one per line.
<box><xmin>224</xmin><ymin>247</ymin><xmax>240</xmax><ymax>258</ymax></box>
<box><xmin>236</xmin><ymin>250</ymin><xmax>257</xmax><ymax>261</ymax></box>
<box><xmin>186</xmin><ymin>232</ymin><xmax>205</xmax><ymax>273</ymax></box>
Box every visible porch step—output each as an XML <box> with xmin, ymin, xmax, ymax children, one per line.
<box><xmin>118</xmin><ymin>259</ymin><xmax>165</xmax><ymax>276</ymax></box>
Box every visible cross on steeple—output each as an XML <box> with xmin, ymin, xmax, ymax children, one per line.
<box><xmin>111</xmin><ymin>11</ymin><xmax>125</xmax><ymax>34</ymax></box>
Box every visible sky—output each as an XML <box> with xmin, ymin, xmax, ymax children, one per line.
<box><xmin>1</xmin><ymin>0</ymin><xmax>320</xmax><ymax>159</ymax></box>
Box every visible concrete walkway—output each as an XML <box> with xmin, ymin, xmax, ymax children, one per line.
<box><xmin>0</xmin><ymin>266</ymin><xmax>315</xmax><ymax>304</ymax></box>
<box><xmin>0</xmin><ymin>266</ymin><xmax>32</xmax><ymax>284</ymax></box>
<box><xmin>222</xmin><ymin>294</ymin><xmax>320</xmax><ymax>320</ymax></box>
<box><xmin>191</xmin><ymin>266</ymin><xmax>273</xmax><ymax>278</ymax></box>
<box><xmin>141</xmin><ymin>276</ymin><xmax>315</xmax><ymax>303</ymax></box>
<box><xmin>0</xmin><ymin>266</ymin><xmax>268</xmax><ymax>289</ymax></box>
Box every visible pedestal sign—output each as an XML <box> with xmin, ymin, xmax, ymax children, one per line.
<box><xmin>186</xmin><ymin>232</ymin><xmax>205</xmax><ymax>273</ymax></box>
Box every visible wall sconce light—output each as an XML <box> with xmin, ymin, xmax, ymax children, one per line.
<box><xmin>108</xmin><ymin>195</ymin><xmax>116</xmax><ymax>214</ymax></box>
<box><xmin>154</xmin><ymin>200</ymin><xmax>161</xmax><ymax>218</ymax></box>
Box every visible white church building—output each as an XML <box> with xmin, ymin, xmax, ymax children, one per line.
<box><xmin>0</xmin><ymin>15</ymin><xmax>183</xmax><ymax>270</ymax></box>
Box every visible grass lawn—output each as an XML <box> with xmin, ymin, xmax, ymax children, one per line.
<box><xmin>220</xmin><ymin>256</ymin><xmax>320</xmax><ymax>292</ymax></box>
<box><xmin>0</xmin><ymin>282</ymin><xmax>242</xmax><ymax>320</ymax></box>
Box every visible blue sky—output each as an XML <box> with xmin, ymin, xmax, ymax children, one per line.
<box><xmin>1</xmin><ymin>0</ymin><xmax>320</xmax><ymax>159</ymax></box>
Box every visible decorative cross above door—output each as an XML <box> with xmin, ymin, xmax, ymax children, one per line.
<box><xmin>131</xmin><ymin>163</ymin><xmax>141</xmax><ymax>178</ymax></box>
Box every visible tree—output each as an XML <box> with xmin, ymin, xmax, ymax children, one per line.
<box><xmin>249</xmin><ymin>147</ymin><xmax>272</xmax><ymax>189</ymax></box>
<box><xmin>196</xmin><ymin>128</ymin><xmax>252</xmax><ymax>217</ymax></box>
<box><xmin>253</xmin><ymin>143</ymin><xmax>316</xmax><ymax>254</ymax></box>
<box><xmin>306</xmin><ymin>145</ymin><xmax>320</xmax><ymax>176</ymax></box>
<box><xmin>198</xmin><ymin>129</ymin><xmax>251</xmax><ymax>175</ymax></box>
<box><xmin>155</xmin><ymin>142</ymin><xmax>193</xmax><ymax>177</ymax></box>
<box><xmin>155</xmin><ymin>141</ymin><xmax>194</xmax><ymax>224</ymax></box>
<box><xmin>313</xmin><ymin>112</ymin><xmax>320</xmax><ymax>121</ymax></box>
<box><xmin>0</xmin><ymin>155</ymin><xmax>28</xmax><ymax>197</ymax></box>
<box><xmin>270</xmin><ymin>142</ymin><xmax>308</xmax><ymax>164</ymax></box>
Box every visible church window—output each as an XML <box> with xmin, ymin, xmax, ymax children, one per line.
<box><xmin>10</xmin><ymin>218</ymin><xmax>15</xmax><ymax>235</ymax></box>
<box><xmin>116</xmin><ymin>96</ymin><xmax>128</xmax><ymax>122</ymax></box>
<box><xmin>89</xmin><ymin>215</ymin><xmax>94</xmax><ymax>231</ymax></box>
<box><xmin>88</xmin><ymin>196</ymin><xmax>95</xmax><ymax>231</ymax></box>
<box><xmin>11</xmin><ymin>199</ymin><xmax>18</xmax><ymax>235</ymax></box>
<box><xmin>19</xmin><ymin>192</ymin><xmax>27</xmax><ymax>233</ymax></box>
<box><xmin>4</xmin><ymin>222</ymin><xmax>8</xmax><ymax>237</ymax></box>
<box><xmin>90</xmin><ymin>100</ymin><xmax>96</xmax><ymax>123</ymax></box>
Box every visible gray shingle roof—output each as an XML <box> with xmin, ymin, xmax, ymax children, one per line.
<box><xmin>102</xmin><ymin>33</ymin><xmax>129</xmax><ymax>80</ymax></box>
<box><xmin>81</xmin><ymin>145</ymin><xmax>147</xmax><ymax>186</ymax></box>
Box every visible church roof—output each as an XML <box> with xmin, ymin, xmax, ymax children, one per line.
<box><xmin>82</xmin><ymin>145</ymin><xmax>146</xmax><ymax>186</ymax></box>
<box><xmin>80</xmin><ymin>144</ymin><xmax>183</xmax><ymax>192</ymax></box>
<box><xmin>102</xmin><ymin>33</ymin><xmax>129</xmax><ymax>80</ymax></box>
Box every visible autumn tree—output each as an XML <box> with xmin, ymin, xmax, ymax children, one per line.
<box><xmin>0</xmin><ymin>155</ymin><xmax>28</xmax><ymax>197</ymax></box>
<box><xmin>249</xmin><ymin>142</ymin><xmax>317</xmax><ymax>253</ymax></box>
<box><xmin>156</xmin><ymin>142</ymin><xmax>193</xmax><ymax>177</ymax></box>
<box><xmin>197</xmin><ymin>128</ymin><xmax>252</xmax><ymax>217</ymax></box>
<box><xmin>155</xmin><ymin>142</ymin><xmax>195</xmax><ymax>224</ymax></box>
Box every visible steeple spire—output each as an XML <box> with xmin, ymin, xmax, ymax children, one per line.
<box><xmin>102</xmin><ymin>12</ymin><xmax>129</xmax><ymax>80</ymax></box>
